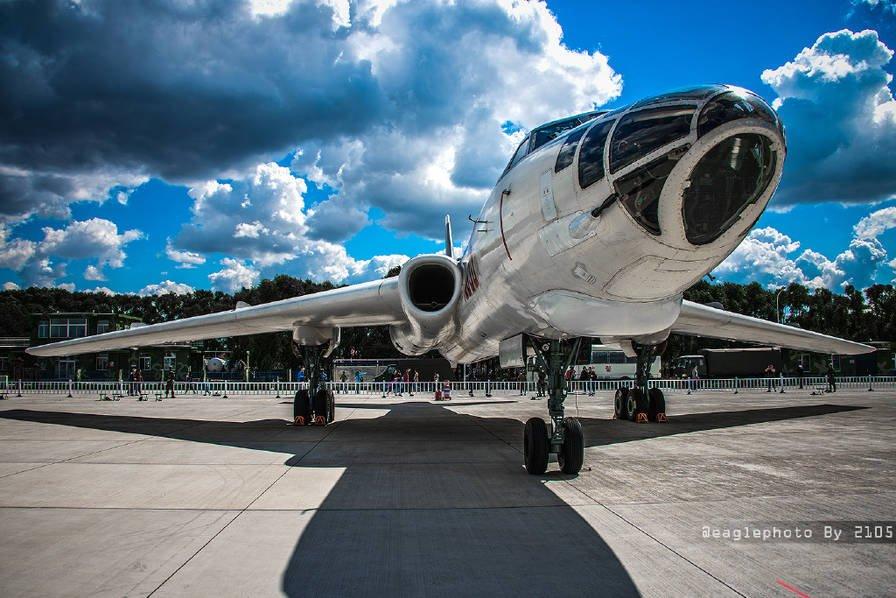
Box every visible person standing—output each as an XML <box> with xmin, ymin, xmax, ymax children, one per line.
<box><xmin>165</xmin><ymin>368</ymin><xmax>175</xmax><ymax>398</ymax></box>
<box><xmin>797</xmin><ymin>363</ymin><xmax>804</xmax><ymax>389</ymax></box>
<box><xmin>412</xmin><ymin>369</ymin><xmax>419</xmax><ymax>396</ymax></box>
<box><xmin>135</xmin><ymin>368</ymin><xmax>143</xmax><ymax>397</ymax></box>
<box><xmin>339</xmin><ymin>370</ymin><xmax>348</xmax><ymax>394</ymax></box>
<box><xmin>764</xmin><ymin>363</ymin><xmax>777</xmax><ymax>392</ymax></box>
<box><xmin>536</xmin><ymin>368</ymin><xmax>546</xmax><ymax>398</ymax></box>
<box><xmin>690</xmin><ymin>365</ymin><xmax>700</xmax><ymax>393</ymax></box>
<box><xmin>826</xmin><ymin>362</ymin><xmax>837</xmax><ymax>393</ymax></box>
<box><xmin>128</xmin><ymin>367</ymin><xmax>137</xmax><ymax>396</ymax></box>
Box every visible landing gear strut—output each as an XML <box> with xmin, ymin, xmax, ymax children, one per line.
<box><xmin>617</xmin><ymin>343</ymin><xmax>666</xmax><ymax>423</ymax></box>
<box><xmin>293</xmin><ymin>344</ymin><xmax>336</xmax><ymax>426</ymax></box>
<box><xmin>523</xmin><ymin>338</ymin><xmax>585</xmax><ymax>475</ymax></box>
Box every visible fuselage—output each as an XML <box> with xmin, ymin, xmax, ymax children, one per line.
<box><xmin>440</xmin><ymin>85</ymin><xmax>786</xmax><ymax>363</ymax></box>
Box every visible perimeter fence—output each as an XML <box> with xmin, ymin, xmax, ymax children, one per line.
<box><xmin>2</xmin><ymin>375</ymin><xmax>893</xmax><ymax>398</ymax></box>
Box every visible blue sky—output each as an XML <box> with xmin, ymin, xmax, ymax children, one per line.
<box><xmin>1</xmin><ymin>0</ymin><xmax>895</xmax><ymax>294</ymax></box>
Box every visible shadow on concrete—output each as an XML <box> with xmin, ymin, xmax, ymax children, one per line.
<box><xmin>0</xmin><ymin>400</ymin><xmax>866</xmax><ymax>597</ymax></box>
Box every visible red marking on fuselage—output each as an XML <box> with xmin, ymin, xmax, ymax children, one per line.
<box><xmin>499</xmin><ymin>189</ymin><xmax>512</xmax><ymax>261</ymax></box>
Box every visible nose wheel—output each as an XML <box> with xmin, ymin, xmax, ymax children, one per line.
<box><xmin>524</xmin><ymin>416</ymin><xmax>584</xmax><ymax>475</ymax></box>
<box><xmin>523</xmin><ymin>338</ymin><xmax>586</xmax><ymax>475</ymax></box>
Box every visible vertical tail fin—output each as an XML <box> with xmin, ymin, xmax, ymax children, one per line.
<box><xmin>444</xmin><ymin>214</ymin><xmax>454</xmax><ymax>258</ymax></box>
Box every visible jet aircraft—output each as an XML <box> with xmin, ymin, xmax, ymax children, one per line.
<box><xmin>28</xmin><ymin>85</ymin><xmax>873</xmax><ymax>475</ymax></box>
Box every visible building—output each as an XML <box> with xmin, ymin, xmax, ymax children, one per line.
<box><xmin>27</xmin><ymin>312</ymin><xmax>200</xmax><ymax>381</ymax></box>
<box><xmin>0</xmin><ymin>337</ymin><xmax>30</xmax><ymax>381</ymax></box>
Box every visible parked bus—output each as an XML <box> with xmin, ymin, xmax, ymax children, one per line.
<box><xmin>528</xmin><ymin>343</ymin><xmax>660</xmax><ymax>381</ymax></box>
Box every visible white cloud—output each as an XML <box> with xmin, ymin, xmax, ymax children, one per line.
<box><xmin>138</xmin><ymin>280</ymin><xmax>195</xmax><ymax>296</ymax></box>
<box><xmin>84</xmin><ymin>286</ymin><xmax>116</xmax><ymax>295</ymax></box>
<box><xmin>2</xmin><ymin>281</ymin><xmax>19</xmax><ymax>291</ymax></box>
<box><xmin>854</xmin><ymin>206</ymin><xmax>896</xmax><ymax>238</ymax></box>
<box><xmin>56</xmin><ymin>282</ymin><xmax>76</xmax><ymax>292</ymax></box>
<box><xmin>761</xmin><ymin>29</ymin><xmax>896</xmax><ymax>204</ymax></box>
<box><xmin>716</xmin><ymin>204</ymin><xmax>896</xmax><ymax>290</ymax></box>
<box><xmin>715</xmin><ymin>227</ymin><xmax>813</xmax><ymax>287</ymax></box>
<box><xmin>208</xmin><ymin>258</ymin><xmax>261</xmax><ymax>292</ymax></box>
<box><xmin>40</xmin><ymin>218</ymin><xmax>143</xmax><ymax>268</ymax></box>
<box><xmin>165</xmin><ymin>239</ymin><xmax>206</xmax><ymax>268</ymax></box>
<box><xmin>0</xmin><ymin>218</ymin><xmax>143</xmax><ymax>287</ymax></box>
<box><xmin>5</xmin><ymin>0</ymin><xmax>624</xmax><ymax>293</ymax></box>
<box><xmin>83</xmin><ymin>265</ymin><xmax>105</xmax><ymax>281</ymax></box>
<box><xmin>283</xmin><ymin>0</ymin><xmax>623</xmax><ymax>241</ymax></box>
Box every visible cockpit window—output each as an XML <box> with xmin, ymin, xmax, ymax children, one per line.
<box><xmin>529</xmin><ymin>111</ymin><xmax>604</xmax><ymax>153</ymax></box>
<box><xmin>683</xmin><ymin>133</ymin><xmax>776</xmax><ymax>245</ymax></box>
<box><xmin>554</xmin><ymin>126</ymin><xmax>588</xmax><ymax>173</ymax></box>
<box><xmin>577</xmin><ymin>120</ymin><xmax>614</xmax><ymax>188</ymax></box>
<box><xmin>631</xmin><ymin>85</ymin><xmax>725</xmax><ymax>109</ymax></box>
<box><xmin>697</xmin><ymin>91</ymin><xmax>778</xmax><ymax>137</ymax></box>
<box><xmin>500</xmin><ymin>136</ymin><xmax>530</xmax><ymax>180</ymax></box>
<box><xmin>615</xmin><ymin>146</ymin><xmax>688</xmax><ymax>236</ymax></box>
<box><xmin>609</xmin><ymin>105</ymin><xmax>695</xmax><ymax>173</ymax></box>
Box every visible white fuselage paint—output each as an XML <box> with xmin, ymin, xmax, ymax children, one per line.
<box><xmin>437</xmin><ymin>86</ymin><xmax>786</xmax><ymax>364</ymax></box>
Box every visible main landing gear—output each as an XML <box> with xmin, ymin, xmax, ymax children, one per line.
<box><xmin>523</xmin><ymin>338</ymin><xmax>585</xmax><ymax>475</ymax></box>
<box><xmin>293</xmin><ymin>344</ymin><xmax>336</xmax><ymax>427</ymax></box>
<box><xmin>613</xmin><ymin>344</ymin><xmax>667</xmax><ymax>423</ymax></box>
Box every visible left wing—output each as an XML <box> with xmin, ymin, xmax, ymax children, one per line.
<box><xmin>672</xmin><ymin>300</ymin><xmax>873</xmax><ymax>355</ymax></box>
<box><xmin>27</xmin><ymin>278</ymin><xmax>404</xmax><ymax>357</ymax></box>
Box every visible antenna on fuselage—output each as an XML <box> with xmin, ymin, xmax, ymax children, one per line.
<box><xmin>444</xmin><ymin>214</ymin><xmax>454</xmax><ymax>258</ymax></box>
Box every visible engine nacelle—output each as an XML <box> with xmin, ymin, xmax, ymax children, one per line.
<box><xmin>389</xmin><ymin>254</ymin><xmax>462</xmax><ymax>355</ymax></box>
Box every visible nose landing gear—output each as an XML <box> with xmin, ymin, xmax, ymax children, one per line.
<box><xmin>524</xmin><ymin>338</ymin><xmax>586</xmax><ymax>475</ymax></box>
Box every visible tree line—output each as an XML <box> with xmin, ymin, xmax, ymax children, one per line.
<box><xmin>2</xmin><ymin>273</ymin><xmax>893</xmax><ymax>371</ymax></box>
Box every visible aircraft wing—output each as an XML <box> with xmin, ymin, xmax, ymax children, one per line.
<box><xmin>26</xmin><ymin>278</ymin><xmax>404</xmax><ymax>357</ymax></box>
<box><xmin>673</xmin><ymin>300</ymin><xmax>874</xmax><ymax>355</ymax></box>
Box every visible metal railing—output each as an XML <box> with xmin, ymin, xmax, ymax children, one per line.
<box><xmin>1</xmin><ymin>376</ymin><xmax>893</xmax><ymax>398</ymax></box>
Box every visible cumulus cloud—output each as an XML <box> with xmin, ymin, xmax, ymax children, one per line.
<box><xmin>83</xmin><ymin>265</ymin><xmax>105</xmax><ymax>281</ymax></box>
<box><xmin>1</xmin><ymin>0</ymin><xmax>621</xmax><ymax>250</ymax></box>
<box><xmin>138</xmin><ymin>280</ymin><xmax>195</xmax><ymax>296</ymax></box>
<box><xmin>2</xmin><ymin>281</ymin><xmax>19</xmax><ymax>291</ymax></box>
<box><xmin>761</xmin><ymin>29</ymin><xmax>896</xmax><ymax>204</ymax></box>
<box><xmin>0</xmin><ymin>218</ymin><xmax>143</xmax><ymax>287</ymax></box>
<box><xmin>208</xmin><ymin>258</ymin><xmax>261</xmax><ymax>293</ymax></box>
<box><xmin>83</xmin><ymin>286</ymin><xmax>116</xmax><ymax>295</ymax></box>
<box><xmin>39</xmin><ymin>219</ymin><xmax>143</xmax><ymax>268</ymax></box>
<box><xmin>716</xmin><ymin>206</ymin><xmax>896</xmax><ymax>289</ymax></box>
<box><xmin>165</xmin><ymin>240</ymin><xmax>206</xmax><ymax>269</ymax></box>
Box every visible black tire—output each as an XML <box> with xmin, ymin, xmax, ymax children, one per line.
<box><xmin>614</xmin><ymin>387</ymin><xmax>629</xmax><ymax>419</ymax></box>
<box><xmin>313</xmin><ymin>388</ymin><xmax>329</xmax><ymax>420</ymax></box>
<box><xmin>648</xmin><ymin>388</ymin><xmax>665</xmax><ymax>422</ymax></box>
<box><xmin>626</xmin><ymin>388</ymin><xmax>648</xmax><ymax>421</ymax></box>
<box><xmin>559</xmin><ymin>417</ymin><xmax>585</xmax><ymax>475</ymax></box>
<box><xmin>523</xmin><ymin>417</ymin><xmax>549</xmax><ymax>475</ymax></box>
<box><xmin>294</xmin><ymin>389</ymin><xmax>311</xmax><ymax>425</ymax></box>
<box><xmin>327</xmin><ymin>390</ymin><xmax>336</xmax><ymax>423</ymax></box>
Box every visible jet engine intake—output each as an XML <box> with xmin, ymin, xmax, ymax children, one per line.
<box><xmin>390</xmin><ymin>255</ymin><xmax>462</xmax><ymax>355</ymax></box>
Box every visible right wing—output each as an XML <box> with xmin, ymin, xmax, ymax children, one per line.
<box><xmin>27</xmin><ymin>278</ymin><xmax>404</xmax><ymax>357</ymax></box>
<box><xmin>672</xmin><ymin>300</ymin><xmax>873</xmax><ymax>355</ymax></box>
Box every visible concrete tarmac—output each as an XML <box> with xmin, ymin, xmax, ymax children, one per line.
<box><xmin>0</xmin><ymin>389</ymin><xmax>893</xmax><ymax>597</ymax></box>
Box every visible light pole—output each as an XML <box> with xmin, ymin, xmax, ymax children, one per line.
<box><xmin>775</xmin><ymin>287</ymin><xmax>785</xmax><ymax>323</ymax></box>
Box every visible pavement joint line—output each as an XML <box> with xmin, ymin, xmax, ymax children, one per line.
<box><xmin>0</xmin><ymin>503</ymin><xmax>600</xmax><ymax>512</ymax></box>
<box><xmin>564</xmin><ymin>479</ymin><xmax>748</xmax><ymax>598</ymax></box>
<box><xmin>145</xmin><ymin>405</ymin><xmax>358</xmax><ymax>597</ymax></box>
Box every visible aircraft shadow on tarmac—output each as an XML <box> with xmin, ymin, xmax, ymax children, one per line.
<box><xmin>0</xmin><ymin>401</ymin><xmax>866</xmax><ymax>597</ymax></box>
